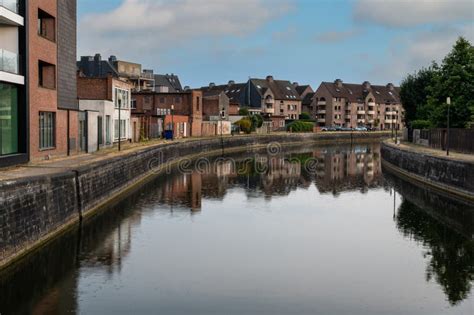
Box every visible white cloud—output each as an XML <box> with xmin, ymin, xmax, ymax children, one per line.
<box><xmin>313</xmin><ymin>29</ymin><xmax>362</xmax><ymax>44</ymax></box>
<box><xmin>368</xmin><ymin>23</ymin><xmax>474</xmax><ymax>83</ymax></box>
<box><xmin>78</xmin><ymin>0</ymin><xmax>292</xmax><ymax>62</ymax></box>
<box><xmin>354</xmin><ymin>0</ymin><xmax>473</xmax><ymax>28</ymax></box>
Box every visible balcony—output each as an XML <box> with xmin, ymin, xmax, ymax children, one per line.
<box><xmin>357</xmin><ymin>110</ymin><xmax>366</xmax><ymax>115</ymax></box>
<box><xmin>265</xmin><ymin>97</ymin><xmax>274</xmax><ymax>105</ymax></box>
<box><xmin>0</xmin><ymin>49</ymin><xmax>23</xmax><ymax>84</ymax></box>
<box><xmin>367</xmin><ymin>110</ymin><xmax>375</xmax><ymax>115</ymax></box>
<box><xmin>317</xmin><ymin>109</ymin><xmax>326</xmax><ymax>114</ymax></box>
<box><xmin>317</xmin><ymin>101</ymin><xmax>326</xmax><ymax>106</ymax></box>
<box><xmin>345</xmin><ymin>115</ymin><xmax>351</xmax><ymax>119</ymax></box>
<box><xmin>385</xmin><ymin>119</ymin><xmax>396</xmax><ymax>124</ymax></box>
<box><xmin>386</xmin><ymin>111</ymin><xmax>397</xmax><ymax>115</ymax></box>
<box><xmin>317</xmin><ymin>118</ymin><xmax>326</xmax><ymax>123</ymax></box>
<box><xmin>264</xmin><ymin>107</ymin><xmax>275</xmax><ymax>114</ymax></box>
<box><xmin>368</xmin><ymin>102</ymin><xmax>375</xmax><ymax>107</ymax></box>
<box><xmin>0</xmin><ymin>0</ymin><xmax>23</xmax><ymax>26</ymax></box>
<box><xmin>357</xmin><ymin>119</ymin><xmax>365</xmax><ymax>123</ymax></box>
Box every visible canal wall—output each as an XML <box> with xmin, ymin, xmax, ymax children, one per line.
<box><xmin>381</xmin><ymin>141</ymin><xmax>474</xmax><ymax>201</ymax></box>
<box><xmin>0</xmin><ymin>132</ymin><xmax>390</xmax><ymax>269</ymax></box>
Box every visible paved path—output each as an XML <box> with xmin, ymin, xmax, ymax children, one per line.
<box><xmin>385</xmin><ymin>140</ymin><xmax>474</xmax><ymax>163</ymax></box>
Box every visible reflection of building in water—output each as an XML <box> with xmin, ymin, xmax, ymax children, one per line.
<box><xmin>313</xmin><ymin>144</ymin><xmax>382</xmax><ymax>195</ymax></box>
<box><xmin>160</xmin><ymin>172</ymin><xmax>202</xmax><ymax>211</ymax></box>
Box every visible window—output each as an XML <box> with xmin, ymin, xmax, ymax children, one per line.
<box><xmin>39</xmin><ymin>112</ymin><xmax>55</xmax><ymax>149</ymax></box>
<box><xmin>115</xmin><ymin>88</ymin><xmax>129</xmax><ymax>108</ymax></box>
<box><xmin>131</xmin><ymin>99</ymin><xmax>137</xmax><ymax>109</ymax></box>
<box><xmin>114</xmin><ymin>119</ymin><xmax>127</xmax><ymax>140</ymax></box>
<box><xmin>38</xmin><ymin>9</ymin><xmax>55</xmax><ymax>41</ymax></box>
<box><xmin>0</xmin><ymin>83</ymin><xmax>18</xmax><ymax>155</ymax></box>
<box><xmin>38</xmin><ymin>61</ymin><xmax>56</xmax><ymax>89</ymax></box>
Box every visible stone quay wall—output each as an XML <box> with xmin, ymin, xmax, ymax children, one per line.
<box><xmin>381</xmin><ymin>141</ymin><xmax>474</xmax><ymax>201</ymax></box>
<box><xmin>0</xmin><ymin>132</ymin><xmax>390</xmax><ymax>269</ymax></box>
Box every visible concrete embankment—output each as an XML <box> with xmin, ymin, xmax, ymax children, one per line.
<box><xmin>381</xmin><ymin>141</ymin><xmax>474</xmax><ymax>202</ymax></box>
<box><xmin>0</xmin><ymin>132</ymin><xmax>389</xmax><ymax>270</ymax></box>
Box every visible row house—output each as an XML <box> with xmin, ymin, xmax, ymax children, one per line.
<box><xmin>312</xmin><ymin>79</ymin><xmax>404</xmax><ymax>130</ymax></box>
<box><xmin>0</xmin><ymin>0</ymin><xmax>78</xmax><ymax>166</ymax></box>
<box><xmin>294</xmin><ymin>83</ymin><xmax>314</xmax><ymax>115</ymax></box>
<box><xmin>132</xmin><ymin>90</ymin><xmax>203</xmax><ymax>139</ymax></box>
<box><xmin>200</xmin><ymin>81</ymin><xmax>245</xmax><ymax>117</ymax></box>
<box><xmin>77</xmin><ymin>75</ymin><xmax>133</xmax><ymax>152</ymax></box>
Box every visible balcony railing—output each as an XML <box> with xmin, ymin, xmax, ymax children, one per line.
<box><xmin>0</xmin><ymin>0</ymin><xmax>19</xmax><ymax>13</ymax></box>
<box><xmin>0</xmin><ymin>49</ymin><xmax>20</xmax><ymax>74</ymax></box>
<box><xmin>357</xmin><ymin>110</ymin><xmax>366</xmax><ymax>115</ymax></box>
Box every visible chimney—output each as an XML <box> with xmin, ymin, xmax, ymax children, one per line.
<box><xmin>266</xmin><ymin>75</ymin><xmax>274</xmax><ymax>82</ymax></box>
<box><xmin>293</xmin><ymin>82</ymin><xmax>299</xmax><ymax>88</ymax></box>
<box><xmin>94</xmin><ymin>53</ymin><xmax>102</xmax><ymax>62</ymax></box>
<box><xmin>209</xmin><ymin>82</ymin><xmax>216</xmax><ymax>88</ymax></box>
<box><xmin>387</xmin><ymin>83</ymin><xmax>395</xmax><ymax>91</ymax></box>
<box><xmin>108</xmin><ymin>55</ymin><xmax>117</xmax><ymax>63</ymax></box>
<box><xmin>334</xmin><ymin>79</ymin><xmax>343</xmax><ymax>88</ymax></box>
<box><xmin>184</xmin><ymin>86</ymin><xmax>190</xmax><ymax>91</ymax></box>
<box><xmin>362</xmin><ymin>81</ymin><xmax>371</xmax><ymax>90</ymax></box>
<box><xmin>228</xmin><ymin>80</ymin><xmax>235</xmax><ymax>86</ymax></box>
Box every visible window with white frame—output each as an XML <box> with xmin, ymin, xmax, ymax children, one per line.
<box><xmin>115</xmin><ymin>88</ymin><xmax>130</xmax><ymax>109</ymax></box>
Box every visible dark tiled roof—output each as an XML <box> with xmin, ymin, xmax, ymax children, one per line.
<box><xmin>295</xmin><ymin>85</ymin><xmax>311</xmax><ymax>96</ymax></box>
<box><xmin>302</xmin><ymin>92</ymin><xmax>315</xmax><ymax>106</ymax></box>
<box><xmin>250</xmin><ymin>78</ymin><xmax>301</xmax><ymax>101</ymax></box>
<box><xmin>321</xmin><ymin>81</ymin><xmax>400</xmax><ymax>104</ymax></box>
<box><xmin>77</xmin><ymin>58</ymin><xmax>120</xmax><ymax>78</ymax></box>
<box><xmin>200</xmin><ymin>83</ymin><xmax>245</xmax><ymax>103</ymax></box>
<box><xmin>154</xmin><ymin>74</ymin><xmax>183</xmax><ymax>92</ymax></box>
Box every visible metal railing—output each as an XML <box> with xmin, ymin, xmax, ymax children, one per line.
<box><xmin>0</xmin><ymin>0</ymin><xmax>19</xmax><ymax>13</ymax></box>
<box><xmin>0</xmin><ymin>49</ymin><xmax>20</xmax><ymax>74</ymax></box>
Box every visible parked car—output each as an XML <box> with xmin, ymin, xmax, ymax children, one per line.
<box><xmin>355</xmin><ymin>126</ymin><xmax>368</xmax><ymax>131</ymax></box>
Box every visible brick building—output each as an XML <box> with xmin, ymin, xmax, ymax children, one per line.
<box><xmin>132</xmin><ymin>90</ymin><xmax>203</xmax><ymax>138</ymax></box>
<box><xmin>0</xmin><ymin>0</ymin><xmax>78</xmax><ymax>166</ymax></box>
<box><xmin>312</xmin><ymin>80</ymin><xmax>404</xmax><ymax>130</ymax></box>
<box><xmin>200</xmin><ymin>81</ymin><xmax>245</xmax><ymax>116</ymax></box>
<box><xmin>77</xmin><ymin>75</ymin><xmax>133</xmax><ymax>152</ymax></box>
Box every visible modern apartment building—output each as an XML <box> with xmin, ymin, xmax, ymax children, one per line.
<box><xmin>0</xmin><ymin>0</ymin><xmax>78</xmax><ymax>166</ymax></box>
<box><xmin>312</xmin><ymin>80</ymin><xmax>404</xmax><ymax>130</ymax></box>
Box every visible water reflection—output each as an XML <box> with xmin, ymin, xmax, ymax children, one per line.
<box><xmin>386</xmin><ymin>172</ymin><xmax>474</xmax><ymax>306</ymax></box>
<box><xmin>0</xmin><ymin>142</ymin><xmax>473</xmax><ymax>314</ymax></box>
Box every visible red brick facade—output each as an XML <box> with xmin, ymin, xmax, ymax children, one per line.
<box><xmin>132</xmin><ymin>91</ymin><xmax>203</xmax><ymax>137</ymax></box>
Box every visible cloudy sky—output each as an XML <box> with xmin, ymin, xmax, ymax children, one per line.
<box><xmin>77</xmin><ymin>0</ymin><xmax>473</xmax><ymax>88</ymax></box>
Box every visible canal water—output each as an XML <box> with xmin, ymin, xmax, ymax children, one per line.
<box><xmin>1</xmin><ymin>142</ymin><xmax>473</xmax><ymax>315</ymax></box>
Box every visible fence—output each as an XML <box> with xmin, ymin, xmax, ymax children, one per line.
<box><xmin>415</xmin><ymin>128</ymin><xmax>474</xmax><ymax>154</ymax></box>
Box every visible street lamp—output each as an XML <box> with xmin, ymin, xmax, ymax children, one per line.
<box><xmin>220</xmin><ymin>107</ymin><xmax>225</xmax><ymax>155</ymax></box>
<box><xmin>118</xmin><ymin>96</ymin><xmax>122</xmax><ymax>151</ymax></box>
<box><xmin>446</xmin><ymin>97</ymin><xmax>451</xmax><ymax>156</ymax></box>
<box><xmin>171</xmin><ymin>104</ymin><xmax>174</xmax><ymax>141</ymax></box>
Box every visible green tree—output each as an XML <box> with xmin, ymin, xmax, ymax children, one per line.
<box><xmin>238</xmin><ymin>107</ymin><xmax>249</xmax><ymax>116</ymax></box>
<box><xmin>235</xmin><ymin>118</ymin><xmax>252</xmax><ymax>134</ymax></box>
<box><xmin>400</xmin><ymin>65</ymin><xmax>439</xmax><ymax>126</ymax></box>
<box><xmin>427</xmin><ymin>37</ymin><xmax>474</xmax><ymax>128</ymax></box>
<box><xmin>299</xmin><ymin>112</ymin><xmax>311</xmax><ymax>120</ymax></box>
<box><xmin>251</xmin><ymin>114</ymin><xmax>263</xmax><ymax>130</ymax></box>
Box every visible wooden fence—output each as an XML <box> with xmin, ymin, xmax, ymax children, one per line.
<box><xmin>427</xmin><ymin>128</ymin><xmax>474</xmax><ymax>154</ymax></box>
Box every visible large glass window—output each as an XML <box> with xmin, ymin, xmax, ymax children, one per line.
<box><xmin>39</xmin><ymin>111</ymin><xmax>55</xmax><ymax>149</ymax></box>
<box><xmin>0</xmin><ymin>83</ymin><xmax>18</xmax><ymax>155</ymax></box>
<box><xmin>115</xmin><ymin>88</ymin><xmax>129</xmax><ymax>109</ymax></box>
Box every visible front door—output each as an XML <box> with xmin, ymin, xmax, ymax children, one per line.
<box><xmin>98</xmin><ymin>116</ymin><xmax>103</xmax><ymax>150</ymax></box>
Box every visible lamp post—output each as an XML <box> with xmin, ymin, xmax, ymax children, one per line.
<box><xmin>446</xmin><ymin>97</ymin><xmax>451</xmax><ymax>156</ymax></box>
<box><xmin>171</xmin><ymin>104</ymin><xmax>174</xmax><ymax>141</ymax></box>
<box><xmin>220</xmin><ymin>107</ymin><xmax>225</xmax><ymax>155</ymax></box>
<box><xmin>118</xmin><ymin>97</ymin><xmax>122</xmax><ymax>151</ymax></box>
<box><xmin>395</xmin><ymin>110</ymin><xmax>398</xmax><ymax>144</ymax></box>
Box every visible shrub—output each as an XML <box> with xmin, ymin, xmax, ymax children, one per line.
<box><xmin>286</xmin><ymin>121</ymin><xmax>314</xmax><ymax>132</ymax></box>
<box><xmin>235</xmin><ymin>118</ymin><xmax>252</xmax><ymax>134</ymax></box>
<box><xmin>299</xmin><ymin>112</ymin><xmax>311</xmax><ymax>120</ymax></box>
<box><xmin>251</xmin><ymin>114</ymin><xmax>264</xmax><ymax>129</ymax></box>
<box><xmin>410</xmin><ymin>119</ymin><xmax>431</xmax><ymax>130</ymax></box>
<box><xmin>238</xmin><ymin>107</ymin><xmax>249</xmax><ymax>116</ymax></box>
